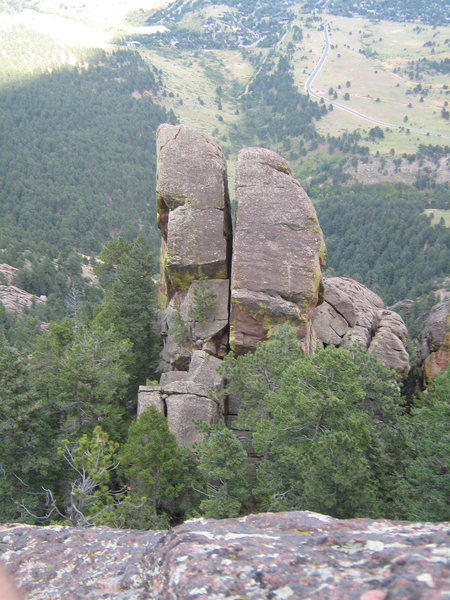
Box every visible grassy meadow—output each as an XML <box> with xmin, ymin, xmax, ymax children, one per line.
<box><xmin>1</xmin><ymin>0</ymin><xmax>449</xmax><ymax>167</ymax></box>
<box><xmin>291</xmin><ymin>14</ymin><xmax>450</xmax><ymax>151</ymax></box>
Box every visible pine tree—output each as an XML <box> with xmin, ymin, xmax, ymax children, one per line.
<box><xmin>0</xmin><ymin>339</ymin><xmax>56</xmax><ymax>522</ymax></box>
<box><xmin>45</xmin><ymin>426</ymin><xmax>125</xmax><ymax>527</ymax></box>
<box><xmin>196</xmin><ymin>426</ymin><xmax>250</xmax><ymax>519</ymax></box>
<box><xmin>220</xmin><ymin>327</ymin><xmax>405</xmax><ymax>519</ymax></box>
<box><xmin>95</xmin><ymin>237</ymin><xmax>160</xmax><ymax>391</ymax></box>
<box><xmin>29</xmin><ymin>319</ymin><xmax>131</xmax><ymax>439</ymax></box>
<box><xmin>399</xmin><ymin>368</ymin><xmax>450</xmax><ymax>521</ymax></box>
<box><xmin>118</xmin><ymin>406</ymin><xmax>196</xmax><ymax>525</ymax></box>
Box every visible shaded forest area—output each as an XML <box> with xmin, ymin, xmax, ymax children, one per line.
<box><xmin>0</xmin><ymin>47</ymin><xmax>176</xmax><ymax>323</ymax></box>
<box><xmin>0</xmin><ymin>48</ymin><xmax>175</xmax><ymax>260</ymax></box>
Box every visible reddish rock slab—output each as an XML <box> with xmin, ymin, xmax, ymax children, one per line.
<box><xmin>231</xmin><ymin>147</ymin><xmax>326</xmax><ymax>355</ymax></box>
<box><xmin>150</xmin><ymin>512</ymin><xmax>450</xmax><ymax>599</ymax></box>
<box><xmin>313</xmin><ymin>277</ymin><xmax>410</xmax><ymax>376</ymax></box>
<box><xmin>2</xmin><ymin>512</ymin><xmax>449</xmax><ymax>599</ymax></box>
<box><xmin>0</xmin><ymin>285</ymin><xmax>46</xmax><ymax>314</ymax></box>
<box><xmin>0</xmin><ymin>524</ymin><xmax>161</xmax><ymax>599</ymax></box>
<box><xmin>0</xmin><ymin>264</ymin><xmax>18</xmax><ymax>285</ymax></box>
<box><xmin>417</xmin><ymin>299</ymin><xmax>450</xmax><ymax>384</ymax></box>
<box><xmin>156</xmin><ymin>124</ymin><xmax>232</xmax><ymax>301</ymax></box>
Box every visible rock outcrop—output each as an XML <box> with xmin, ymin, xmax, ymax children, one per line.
<box><xmin>230</xmin><ymin>147</ymin><xmax>326</xmax><ymax>355</ymax></box>
<box><xmin>150</xmin><ymin>125</ymin><xmax>410</xmax><ymax>445</ymax></box>
<box><xmin>138</xmin><ymin>350</ymin><xmax>224</xmax><ymax>447</ymax></box>
<box><xmin>149</xmin><ymin>124</ymin><xmax>233</xmax><ymax>445</ymax></box>
<box><xmin>0</xmin><ymin>285</ymin><xmax>46</xmax><ymax>314</ymax></box>
<box><xmin>156</xmin><ymin>123</ymin><xmax>231</xmax><ymax>300</ymax></box>
<box><xmin>417</xmin><ymin>299</ymin><xmax>450</xmax><ymax>384</ymax></box>
<box><xmin>0</xmin><ymin>263</ymin><xmax>18</xmax><ymax>285</ymax></box>
<box><xmin>312</xmin><ymin>277</ymin><xmax>410</xmax><ymax>375</ymax></box>
<box><xmin>1</xmin><ymin>512</ymin><xmax>449</xmax><ymax>599</ymax></box>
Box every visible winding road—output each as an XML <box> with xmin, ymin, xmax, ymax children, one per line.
<box><xmin>304</xmin><ymin>22</ymin><xmax>450</xmax><ymax>140</ymax></box>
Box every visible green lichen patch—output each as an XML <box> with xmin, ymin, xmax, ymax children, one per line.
<box><xmin>167</xmin><ymin>267</ymin><xmax>196</xmax><ymax>292</ymax></box>
<box><xmin>214</xmin><ymin>266</ymin><xmax>228</xmax><ymax>280</ymax></box>
<box><xmin>274</xmin><ymin>163</ymin><xmax>292</xmax><ymax>175</ymax></box>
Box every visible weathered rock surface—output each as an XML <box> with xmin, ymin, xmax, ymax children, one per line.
<box><xmin>313</xmin><ymin>277</ymin><xmax>410</xmax><ymax>375</ymax></box>
<box><xmin>0</xmin><ymin>263</ymin><xmax>18</xmax><ymax>285</ymax></box>
<box><xmin>155</xmin><ymin>124</ymin><xmax>233</xmax><ymax>443</ymax></box>
<box><xmin>166</xmin><ymin>393</ymin><xmax>219</xmax><ymax>447</ymax></box>
<box><xmin>2</xmin><ymin>511</ymin><xmax>449</xmax><ymax>599</ymax></box>
<box><xmin>156</xmin><ymin>123</ymin><xmax>231</xmax><ymax>299</ymax></box>
<box><xmin>138</xmin><ymin>350</ymin><xmax>223</xmax><ymax>446</ymax></box>
<box><xmin>137</xmin><ymin>385</ymin><xmax>165</xmax><ymax>417</ymax></box>
<box><xmin>154</xmin><ymin>129</ymin><xmax>412</xmax><ymax>445</ymax></box>
<box><xmin>0</xmin><ymin>285</ymin><xmax>46</xmax><ymax>314</ymax></box>
<box><xmin>230</xmin><ymin>147</ymin><xmax>326</xmax><ymax>355</ymax></box>
<box><xmin>417</xmin><ymin>299</ymin><xmax>450</xmax><ymax>383</ymax></box>
<box><xmin>159</xmin><ymin>279</ymin><xmax>229</xmax><ymax>371</ymax></box>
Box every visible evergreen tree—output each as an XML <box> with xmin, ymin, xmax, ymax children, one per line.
<box><xmin>195</xmin><ymin>426</ymin><xmax>250</xmax><ymax>519</ymax></box>
<box><xmin>94</xmin><ymin>237</ymin><xmax>160</xmax><ymax>394</ymax></box>
<box><xmin>399</xmin><ymin>368</ymin><xmax>450</xmax><ymax>521</ymax></box>
<box><xmin>0</xmin><ymin>339</ymin><xmax>56</xmax><ymax>522</ymax></box>
<box><xmin>118</xmin><ymin>406</ymin><xmax>196</xmax><ymax>526</ymax></box>
<box><xmin>45</xmin><ymin>426</ymin><xmax>126</xmax><ymax>527</ymax></box>
<box><xmin>219</xmin><ymin>324</ymin><xmax>303</xmax><ymax>432</ymax></box>
<box><xmin>29</xmin><ymin>319</ymin><xmax>131</xmax><ymax>440</ymax></box>
<box><xmin>221</xmin><ymin>326</ymin><xmax>405</xmax><ymax>519</ymax></box>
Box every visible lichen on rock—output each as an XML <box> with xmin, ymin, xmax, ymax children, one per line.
<box><xmin>230</xmin><ymin>147</ymin><xmax>326</xmax><ymax>355</ymax></box>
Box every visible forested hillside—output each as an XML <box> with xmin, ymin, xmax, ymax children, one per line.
<box><xmin>314</xmin><ymin>183</ymin><xmax>450</xmax><ymax>305</ymax></box>
<box><xmin>2</xmin><ymin>324</ymin><xmax>448</xmax><ymax>527</ymax></box>
<box><xmin>0</xmin><ymin>48</ymin><xmax>175</xmax><ymax>258</ymax></box>
<box><xmin>0</xmin><ymin>34</ymin><xmax>176</xmax><ymax>323</ymax></box>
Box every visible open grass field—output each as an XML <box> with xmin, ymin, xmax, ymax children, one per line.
<box><xmin>291</xmin><ymin>13</ymin><xmax>450</xmax><ymax>152</ymax></box>
<box><xmin>143</xmin><ymin>47</ymin><xmax>252</xmax><ymax>140</ymax></box>
<box><xmin>142</xmin><ymin>46</ymin><xmax>254</xmax><ymax>189</ymax></box>
<box><xmin>0</xmin><ymin>0</ymin><xmax>174</xmax><ymax>57</ymax></box>
<box><xmin>424</xmin><ymin>209</ymin><xmax>450</xmax><ymax>227</ymax></box>
<box><xmin>2</xmin><ymin>0</ymin><xmax>449</xmax><ymax>164</ymax></box>
<box><xmin>35</xmin><ymin>0</ymin><xmax>172</xmax><ymax>28</ymax></box>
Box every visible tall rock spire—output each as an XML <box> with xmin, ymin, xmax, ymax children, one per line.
<box><xmin>139</xmin><ymin>126</ymin><xmax>410</xmax><ymax>447</ymax></box>
<box><xmin>156</xmin><ymin>123</ymin><xmax>232</xmax><ymax>303</ymax></box>
<box><xmin>230</xmin><ymin>147</ymin><xmax>326</xmax><ymax>355</ymax></box>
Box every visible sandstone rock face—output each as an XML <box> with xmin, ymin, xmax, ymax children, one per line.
<box><xmin>156</xmin><ymin>124</ymin><xmax>233</xmax><ymax>444</ymax></box>
<box><xmin>156</xmin><ymin>123</ymin><xmax>231</xmax><ymax>299</ymax></box>
<box><xmin>166</xmin><ymin>393</ymin><xmax>218</xmax><ymax>447</ymax></box>
<box><xmin>417</xmin><ymin>299</ymin><xmax>450</xmax><ymax>383</ymax></box>
<box><xmin>2</xmin><ymin>512</ymin><xmax>449</xmax><ymax>599</ymax></box>
<box><xmin>230</xmin><ymin>147</ymin><xmax>326</xmax><ymax>355</ymax></box>
<box><xmin>159</xmin><ymin>279</ymin><xmax>230</xmax><ymax>371</ymax></box>
<box><xmin>0</xmin><ymin>285</ymin><xmax>46</xmax><ymax>314</ymax></box>
<box><xmin>137</xmin><ymin>385</ymin><xmax>165</xmax><ymax>417</ymax></box>
<box><xmin>313</xmin><ymin>277</ymin><xmax>410</xmax><ymax>376</ymax></box>
<box><xmin>161</xmin><ymin>350</ymin><xmax>224</xmax><ymax>447</ymax></box>
<box><xmin>154</xmin><ymin>129</ymin><xmax>411</xmax><ymax>443</ymax></box>
<box><xmin>138</xmin><ymin>350</ymin><xmax>223</xmax><ymax>447</ymax></box>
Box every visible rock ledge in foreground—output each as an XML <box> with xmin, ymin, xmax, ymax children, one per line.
<box><xmin>1</xmin><ymin>511</ymin><xmax>449</xmax><ymax>599</ymax></box>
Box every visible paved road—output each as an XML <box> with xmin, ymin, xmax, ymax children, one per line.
<box><xmin>304</xmin><ymin>23</ymin><xmax>450</xmax><ymax>140</ymax></box>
